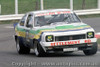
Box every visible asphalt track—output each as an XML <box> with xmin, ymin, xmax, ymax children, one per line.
<box><xmin>0</xmin><ymin>18</ymin><xmax>100</xmax><ymax>67</ymax></box>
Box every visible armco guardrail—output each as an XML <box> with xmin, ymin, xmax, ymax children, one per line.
<box><xmin>0</xmin><ymin>9</ymin><xmax>100</xmax><ymax>21</ymax></box>
<box><xmin>0</xmin><ymin>14</ymin><xmax>24</xmax><ymax>21</ymax></box>
<box><xmin>74</xmin><ymin>9</ymin><xmax>100</xmax><ymax>15</ymax></box>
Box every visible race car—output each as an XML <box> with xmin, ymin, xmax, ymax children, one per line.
<box><xmin>14</xmin><ymin>9</ymin><xmax>98</xmax><ymax>57</ymax></box>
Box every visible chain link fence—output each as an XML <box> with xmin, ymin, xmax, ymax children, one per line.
<box><xmin>18</xmin><ymin>0</ymin><xmax>37</xmax><ymax>14</ymax></box>
<box><xmin>0</xmin><ymin>0</ymin><xmax>98</xmax><ymax>15</ymax></box>
<box><xmin>0</xmin><ymin>0</ymin><xmax>15</xmax><ymax>15</ymax></box>
<box><xmin>73</xmin><ymin>0</ymin><xmax>97</xmax><ymax>10</ymax></box>
<box><xmin>0</xmin><ymin>0</ymin><xmax>38</xmax><ymax>15</ymax></box>
<box><xmin>44</xmin><ymin>0</ymin><xmax>70</xmax><ymax>9</ymax></box>
<box><xmin>43</xmin><ymin>0</ymin><xmax>97</xmax><ymax>10</ymax></box>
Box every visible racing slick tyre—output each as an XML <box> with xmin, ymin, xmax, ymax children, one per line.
<box><xmin>83</xmin><ymin>42</ymin><xmax>98</xmax><ymax>56</ymax></box>
<box><xmin>34</xmin><ymin>40</ymin><xmax>46</xmax><ymax>57</ymax></box>
<box><xmin>16</xmin><ymin>38</ymin><xmax>30</xmax><ymax>54</ymax></box>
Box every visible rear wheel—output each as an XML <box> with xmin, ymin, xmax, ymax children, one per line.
<box><xmin>16</xmin><ymin>38</ymin><xmax>30</xmax><ymax>54</ymax></box>
<box><xmin>83</xmin><ymin>42</ymin><xmax>98</xmax><ymax>55</ymax></box>
<box><xmin>34</xmin><ymin>41</ymin><xmax>46</xmax><ymax>57</ymax></box>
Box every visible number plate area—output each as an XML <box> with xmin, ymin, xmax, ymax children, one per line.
<box><xmin>63</xmin><ymin>48</ymin><xmax>78</xmax><ymax>51</ymax></box>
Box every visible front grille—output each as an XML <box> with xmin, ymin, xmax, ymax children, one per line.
<box><xmin>55</xmin><ymin>34</ymin><xmax>86</xmax><ymax>41</ymax></box>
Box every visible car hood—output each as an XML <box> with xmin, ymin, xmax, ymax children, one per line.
<box><xmin>35</xmin><ymin>23</ymin><xmax>93</xmax><ymax>33</ymax></box>
<box><xmin>33</xmin><ymin>23</ymin><xmax>94</xmax><ymax>39</ymax></box>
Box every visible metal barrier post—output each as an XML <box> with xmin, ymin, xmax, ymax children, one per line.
<box><xmin>70</xmin><ymin>0</ymin><xmax>73</xmax><ymax>10</ymax></box>
<box><xmin>15</xmin><ymin>0</ymin><xmax>18</xmax><ymax>14</ymax></box>
<box><xmin>40</xmin><ymin>0</ymin><xmax>44</xmax><ymax>10</ymax></box>
<box><xmin>98</xmin><ymin>0</ymin><xmax>100</xmax><ymax>9</ymax></box>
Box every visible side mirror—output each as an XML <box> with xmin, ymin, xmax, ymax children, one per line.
<box><xmin>13</xmin><ymin>22</ymin><xmax>18</xmax><ymax>29</ymax></box>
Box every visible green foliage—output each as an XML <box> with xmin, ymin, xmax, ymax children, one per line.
<box><xmin>44</xmin><ymin>0</ymin><xmax>70</xmax><ymax>9</ymax></box>
<box><xmin>0</xmin><ymin>20</ymin><xmax>19</xmax><ymax>24</ymax></box>
<box><xmin>0</xmin><ymin>0</ymin><xmax>97</xmax><ymax>15</ymax></box>
<box><xmin>73</xmin><ymin>0</ymin><xmax>97</xmax><ymax>10</ymax></box>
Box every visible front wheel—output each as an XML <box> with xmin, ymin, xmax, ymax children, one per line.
<box><xmin>34</xmin><ymin>41</ymin><xmax>46</xmax><ymax>57</ymax></box>
<box><xmin>83</xmin><ymin>42</ymin><xmax>98</xmax><ymax>56</ymax></box>
<box><xmin>16</xmin><ymin>38</ymin><xmax>30</xmax><ymax>54</ymax></box>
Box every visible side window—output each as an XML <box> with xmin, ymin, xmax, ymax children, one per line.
<box><xmin>20</xmin><ymin>15</ymin><xmax>27</xmax><ymax>26</ymax></box>
<box><xmin>26</xmin><ymin>14</ymin><xmax>33</xmax><ymax>28</ymax></box>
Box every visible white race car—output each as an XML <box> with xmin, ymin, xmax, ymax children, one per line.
<box><xmin>14</xmin><ymin>9</ymin><xmax>98</xmax><ymax>57</ymax></box>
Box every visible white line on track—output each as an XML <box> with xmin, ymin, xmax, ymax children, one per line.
<box><xmin>78</xmin><ymin>51</ymin><xmax>100</xmax><ymax>54</ymax></box>
<box><xmin>5</xmin><ymin>26</ymin><xmax>14</xmax><ymax>29</ymax></box>
<box><xmin>97</xmin><ymin>51</ymin><xmax>100</xmax><ymax>53</ymax></box>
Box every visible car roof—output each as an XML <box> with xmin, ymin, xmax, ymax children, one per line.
<box><xmin>28</xmin><ymin>9</ymin><xmax>73</xmax><ymax>14</ymax></box>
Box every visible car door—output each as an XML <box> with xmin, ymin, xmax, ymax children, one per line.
<box><xmin>24</xmin><ymin>13</ymin><xmax>34</xmax><ymax>46</ymax></box>
<box><xmin>18</xmin><ymin>14</ymin><xmax>27</xmax><ymax>38</ymax></box>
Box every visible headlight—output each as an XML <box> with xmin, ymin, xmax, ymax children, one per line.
<box><xmin>87</xmin><ymin>32</ymin><xmax>94</xmax><ymax>38</ymax></box>
<box><xmin>46</xmin><ymin>35</ymin><xmax>54</xmax><ymax>42</ymax></box>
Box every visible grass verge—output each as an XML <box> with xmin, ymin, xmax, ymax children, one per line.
<box><xmin>0</xmin><ymin>20</ymin><xmax>19</xmax><ymax>24</ymax></box>
<box><xmin>79</xmin><ymin>14</ymin><xmax>100</xmax><ymax>18</ymax></box>
<box><xmin>0</xmin><ymin>0</ymin><xmax>97</xmax><ymax>15</ymax></box>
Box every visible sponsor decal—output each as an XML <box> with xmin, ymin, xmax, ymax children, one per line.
<box><xmin>84</xmin><ymin>39</ymin><xmax>91</xmax><ymax>43</ymax></box>
<box><xmin>35</xmin><ymin>11</ymin><xmax>71</xmax><ymax>17</ymax></box>
<box><xmin>16</xmin><ymin>24</ymin><xmax>91</xmax><ymax>39</ymax></box>
<box><xmin>51</xmin><ymin>39</ymin><xmax>91</xmax><ymax>46</ymax></box>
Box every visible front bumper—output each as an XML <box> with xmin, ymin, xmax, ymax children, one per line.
<box><xmin>45</xmin><ymin>43</ymin><xmax>94</xmax><ymax>53</ymax></box>
<box><xmin>40</xmin><ymin>38</ymin><xmax>97</xmax><ymax>53</ymax></box>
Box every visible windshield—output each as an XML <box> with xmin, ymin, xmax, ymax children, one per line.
<box><xmin>34</xmin><ymin>13</ymin><xmax>81</xmax><ymax>26</ymax></box>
